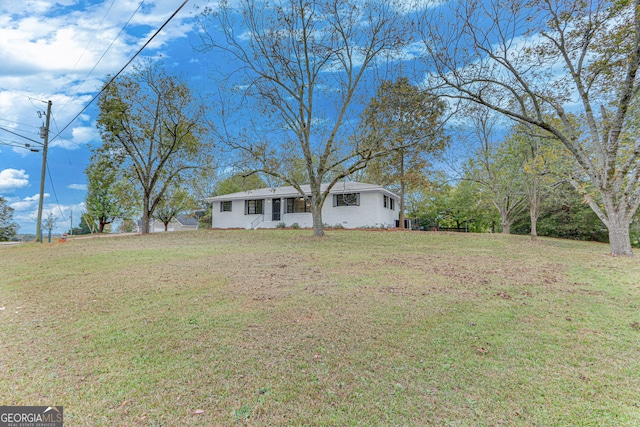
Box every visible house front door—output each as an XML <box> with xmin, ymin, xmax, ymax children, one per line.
<box><xmin>272</xmin><ymin>198</ymin><xmax>281</xmax><ymax>221</ymax></box>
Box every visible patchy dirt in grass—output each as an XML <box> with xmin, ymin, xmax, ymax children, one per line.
<box><xmin>380</xmin><ymin>254</ymin><xmax>564</xmax><ymax>288</ymax></box>
<box><xmin>3</xmin><ymin>231</ymin><xmax>638</xmax><ymax>426</ymax></box>
<box><xmin>185</xmin><ymin>252</ymin><xmax>339</xmax><ymax>306</ymax></box>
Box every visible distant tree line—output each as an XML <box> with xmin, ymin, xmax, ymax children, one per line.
<box><xmin>0</xmin><ymin>196</ymin><xmax>18</xmax><ymax>241</ymax></box>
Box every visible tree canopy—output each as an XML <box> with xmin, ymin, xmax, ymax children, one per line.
<box><xmin>96</xmin><ymin>62</ymin><xmax>209</xmax><ymax>234</ymax></box>
<box><xmin>0</xmin><ymin>196</ymin><xmax>18</xmax><ymax>242</ymax></box>
<box><xmin>420</xmin><ymin>0</ymin><xmax>640</xmax><ymax>255</ymax></box>
<box><xmin>360</xmin><ymin>77</ymin><xmax>449</xmax><ymax>227</ymax></box>
<box><xmin>197</xmin><ymin>0</ymin><xmax>413</xmax><ymax>236</ymax></box>
<box><xmin>85</xmin><ymin>150</ymin><xmax>133</xmax><ymax>233</ymax></box>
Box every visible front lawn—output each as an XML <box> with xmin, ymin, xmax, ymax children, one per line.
<box><xmin>1</xmin><ymin>230</ymin><xmax>638</xmax><ymax>425</ymax></box>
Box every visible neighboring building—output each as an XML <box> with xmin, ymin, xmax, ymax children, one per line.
<box><xmin>204</xmin><ymin>182</ymin><xmax>400</xmax><ymax>229</ymax></box>
<box><xmin>137</xmin><ymin>214</ymin><xmax>199</xmax><ymax>233</ymax></box>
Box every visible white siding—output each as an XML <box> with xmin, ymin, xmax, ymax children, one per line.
<box><xmin>212</xmin><ymin>200</ymin><xmax>263</xmax><ymax>229</ymax></box>
<box><xmin>211</xmin><ymin>188</ymin><xmax>399</xmax><ymax>229</ymax></box>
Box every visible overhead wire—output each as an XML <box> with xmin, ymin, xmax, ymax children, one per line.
<box><xmin>0</xmin><ymin>117</ymin><xmax>40</xmax><ymax>130</ymax></box>
<box><xmin>71</xmin><ymin>0</ymin><xmax>119</xmax><ymax>71</ymax></box>
<box><xmin>51</xmin><ymin>0</ymin><xmax>190</xmax><ymax>144</ymax></box>
<box><xmin>47</xmin><ymin>164</ymin><xmax>66</xmax><ymax>219</ymax></box>
<box><xmin>0</xmin><ymin>125</ymin><xmax>42</xmax><ymax>145</ymax></box>
<box><xmin>0</xmin><ymin>140</ymin><xmax>39</xmax><ymax>151</ymax></box>
<box><xmin>36</xmin><ymin>0</ymin><xmax>191</xmax><ymax>229</ymax></box>
<box><xmin>49</xmin><ymin>115</ymin><xmax>74</xmax><ymax>166</ymax></box>
<box><xmin>56</xmin><ymin>0</ymin><xmax>144</xmax><ymax>118</ymax></box>
<box><xmin>0</xmin><ymin>88</ymin><xmax>47</xmax><ymax>104</ymax></box>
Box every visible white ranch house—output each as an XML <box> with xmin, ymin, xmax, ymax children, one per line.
<box><xmin>205</xmin><ymin>182</ymin><xmax>400</xmax><ymax>229</ymax></box>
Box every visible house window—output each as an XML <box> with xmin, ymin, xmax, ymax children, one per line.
<box><xmin>220</xmin><ymin>201</ymin><xmax>232</xmax><ymax>212</ymax></box>
<box><xmin>245</xmin><ymin>199</ymin><xmax>264</xmax><ymax>215</ymax></box>
<box><xmin>334</xmin><ymin>193</ymin><xmax>359</xmax><ymax>207</ymax></box>
<box><xmin>286</xmin><ymin>197</ymin><xmax>312</xmax><ymax>213</ymax></box>
<box><xmin>384</xmin><ymin>195</ymin><xmax>395</xmax><ymax>210</ymax></box>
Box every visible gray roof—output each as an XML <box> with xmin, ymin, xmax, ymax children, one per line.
<box><xmin>137</xmin><ymin>214</ymin><xmax>199</xmax><ymax>227</ymax></box>
<box><xmin>175</xmin><ymin>214</ymin><xmax>198</xmax><ymax>226</ymax></box>
<box><xmin>205</xmin><ymin>182</ymin><xmax>399</xmax><ymax>202</ymax></box>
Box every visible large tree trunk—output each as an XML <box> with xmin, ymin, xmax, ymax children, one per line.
<box><xmin>500</xmin><ymin>209</ymin><xmax>512</xmax><ymax>234</ymax></box>
<box><xmin>530</xmin><ymin>216</ymin><xmax>538</xmax><ymax>242</ymax></box>
<box><xmin>399</xmin><ymin>154</ymin><xmax>406</xmax><ymax>229</ymax></box>
<box><xmin>585</xmin><ymin>192</ymin><xmax>635</xmax><ymax>256</ymax></box>
<box><xmin>607</xmin><ymin>216</ymin><xmax>634</xmax><ymax>256</ymax></box>
<box><xmin>141</xmin><ymin>193</ymin><xmax>151</xmax><ymax>234</ymax></box>
<box><xmin>530</xmin><ymin>204</ymin><xmax>538</xmax><ymax>242</ymax></box>
<box><xmin>141</xmin><ymin>213</ymin><xmax>150</xmax><ymax>234</ymax></box>
<box><xmin>311</xmin><ymin>202</ymin><xmax>324</xmax><ymax>237</ymax></box>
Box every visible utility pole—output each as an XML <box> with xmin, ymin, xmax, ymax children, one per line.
<box><xmin>35</xmin><ymin>100</ymin><xmax>52</xmax><ymax>243</ymax></box>
<box><xmin>70</xmin><ymin>210</ymin><xmax>73</xmax><ymax>236</ymax></box>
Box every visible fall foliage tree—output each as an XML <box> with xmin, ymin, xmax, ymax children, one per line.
<box><xmin>0</xmin><ymin>196</ymin><xmax>18</xmax><ymax>241</ymax></box>
<box><xmin>359</xmin><ymin>77</ymin><xmax>449</xmax><ymax>228</ymax></box>
<box><xmin>420</xmin><ymin>0</ymin><xmax>640</xmax><ymax>255</ymax></box>
<box><xmin>85</xmin><ymin>150</ymin><xmax>132</xmax><ymax>233</ymax></box>
<box><xmin>97</xmin><ymin>62</ymin><xmax>208</xmax><ymax>234</ymax></box>
<box><xmin>153</xmin><ymin>187</ymin><xmax>195</xmax><ymax>232</ymax></box>
<box><xmin>463</xmin><ymin>111</ymin><xmax>527</xmax><ymax>234</ymax></box>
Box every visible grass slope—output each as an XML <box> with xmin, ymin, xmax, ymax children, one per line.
<box><xmin>1</xmin><ymin>230</ymin><xmax>639</xmax><ymax>426</ymax></box>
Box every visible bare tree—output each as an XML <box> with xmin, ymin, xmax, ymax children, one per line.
<box><xmin>197</xmin><ymin>0</ymin><xmax>412</xmax><ymax>236</ymax></box>
<box><xmin>42</xmin><ymin>212</ymin><xmax>57</xmax><ymax>243</ymax></box>
<box><xmin>419</xmin><ymin>0</ymin><xmax>640</xmax><ymax>255</ymax></box>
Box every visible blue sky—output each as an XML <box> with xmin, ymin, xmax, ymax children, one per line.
<box><xmin>0</xmin><ymin>0</ymin><xmax>440</xmax><ymax>235</ymax></box>
<box><xmin>0</xmin><ymin>0</ymin><xmax>209</xmax><ymax>234</ymax></box>
<box><xmin>0</xmin><ymin>0</ymin><xmax>516</xmax><ymax>235</ymax></box>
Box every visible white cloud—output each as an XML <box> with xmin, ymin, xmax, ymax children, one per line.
<box><xmin>38</xmin><ymin>202</ymin><xmax>87</xmax><ymax>234</ymax></box>
<box><xmin>68</xmin><ymin>183</ymin><xmax>87</xmax><ymax>191</ymax></box>
<box><xmin>71</xmin><ymin>125</ymin><xmax>99</xmax><ymax>145</ymax></box>
<box><xmin>9</xmin><ymin>193</ymin><xmax>48</xmax><ymax>211</ymax></box>
<box><xmin>10</xmin><ymin>196</ymin><xmax>85</xmax><ymax>234</ymax></box>
<box><xmin>0</xmin><ymin>0</ymin><xmax>197</xmax><ymax>149</ymax></box>
<box><xmin>0</xmin><ymin>168</ymin><xmax>30</xmax><ymax>192</ymax></box>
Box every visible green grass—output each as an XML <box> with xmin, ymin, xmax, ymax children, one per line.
<box><xmin>1</xmin><ymin>230</ymin><xmax>639</xmax><ymax>426</ymax></box>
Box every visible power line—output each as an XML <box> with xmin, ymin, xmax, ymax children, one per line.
<box><xmin>57</xmin><ymin>0</ymin><xmax>144</xmax><ymax>118</ymax></box>
<box><xmin>0</xmin><ymin>140</ymin><xmax>40</xmax><ymax>152</ymax></box>
<box><xmin>71</xmin><ymin>0</ymin><xmax>120</xmax><ymax>72</ymax></box>
<box><xmin>0</xmin><ymin>117</ymin><xmax>40</xmax><ymax>130</ymax></box>
<box><xmin>46</xmin><ymin>164</ymin><xmax>66</xmax><ymax>219</ymax></box>
<box><xmin>51</xmin><ymin>0</ymin><xmax>190</xmax><ymax>143</ymax></box>
<box><xmin>0</xmin><ymin>125</ymin><xmax>42</xmax><ymax>145</ymax></box>
<box><xmin>0</xmin><ymin>88</ymin><xmax>47</xmax><ymax>104</ymax></box>
<box><xmin>49</xmin><ymin>115</ymin><xmax>74</xmax><ymax>166</ymax></box>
